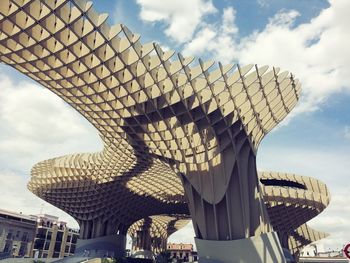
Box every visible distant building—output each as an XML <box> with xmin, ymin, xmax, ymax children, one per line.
<box><xmin>167</xmin><ymin>243</ymin><xmax>198</xmax><ymax>262</ymax></box>
<box><xmin>299</xmin><ymin>244</ymin><xmax>348</xmax><ymax>263</ymax></box>
<box><xmin>33</xmin><ymin>214</ymin><xmax>79</xmax><ymax>258</ymax></box>
<box><xmin>0</xmin><ymin>209</ymin><xmax>79</xmax><ymax>259</ymax></box>
<box><xmin>301</xmin><ymin>244</ymin><xmax>345</xmax><ymax>258</ymax></box>
<box><xmin>0</xmin><ymin>209</ymin><xmax>37</xmax><ymax>259</ymax></box>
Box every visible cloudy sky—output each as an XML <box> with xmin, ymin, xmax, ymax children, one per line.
<box><xmin>0</xmin><ymin>0</ymin><xmax>349</xmax><ymax>252</ymax></box>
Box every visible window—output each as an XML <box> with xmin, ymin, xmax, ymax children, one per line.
<box><xmin>37</xmin><ymin>229</ymin><xmax>46</xmax><ymax>239</ymax></box>
<box><xmin>18</xmin><ymin>243</ymin><xmax>27</xmax><ymax>256</ymax></box>
<box><xmin>54</xmin><ymin>241</ymin><xmax>62</xmax><ymax>252</ymax></box>
<box><xmin>34</xmin><ymin>239</ymin><xmax>45</xmax><ymax>250</ymax></box>
<box><xmin>46</xmin><ymin>231</ymin><xmax>52</xmax><ymax>240</ymax></box>
<box><xmin>72</xmin><ymin>235</ymin><xmax>77</xmax><ymax>243</ymax></box>
<box><xmin>70</xmin><ymin>244</ymin><xmax>76</xmax><ymax>253</ymax></box>
<box><xmin>4</xmin><ymin>241</ymin><xmax>12</xmax><ymax>252</ymax></box>
<box><xmin>44</xmin><ymin>241</ymin><xmax>50</xmax><ymax>250</ymax></box>
<box><xmin>6</xmin><ymin>230</ymin><xmax>13</xmax><ymax>239</ymax></box>
<box><xmin>16</xmin><ymin>231</ymin><xmax>20</xmax><ymax>238</ymax></box>
<box><xmin>56</xmin><ymin>232</ymin><xmax>63</xmax><ymax>242</ymax></box>
<box><xmin>22</xmin><ymin>232</ymin><xmax>28</xmax><ymax>242</ymax></box>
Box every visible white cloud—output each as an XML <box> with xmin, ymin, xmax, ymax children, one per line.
<box><xmin>183</xmin><ymin>7</ymin><xmax>239</xmax><ymax>64</ymax></box>
<box><xmin>258</xmin><ymin>142</ymin><xmax>350</xmax><ymax>251</ymax></box>
<box><xmin>222</xmin><ymin>7</ymin><xmax>238</xmax><ymax>35</ymax></box>
<box><xmin>0</xmin><ymin>74</ymin><xmax>102</xmax><ymax>171</ymax></box>
<box><xmin>0</xmin><ymin>74</ymin><xmax>102</xmax><ymax>228</ymax></box>
<box><xmin>135</xmin><ymin>0</ymin><xmax>217</xmax><ymax>43</ymax></box>
<box><xmin>0</xmin><ymin>169</ymin><xmax>79</xmax><ymax>228</ymax></box>
<box><xmin>182</xmin><ymin>0</ymin><xmax>350</xmax><ymax>115</ymax></box>
<box><xmin>0</xmin><ymin>76</ymin><xmax>92</xmax><ymax>141</ymax></box>
<box><xmin>267</xmin><ymin>9</ymin><xmax>300</xmax><ymax>27</ymax></box>
<box><xmin>182</xmin><ymin>27</ymin><xmax>217</xmax><ymax>57</ymax></box>
<box><xmin>307</xmin><ymin>191</ymin><xmax>350</xmax><ymax>251</ymax></box>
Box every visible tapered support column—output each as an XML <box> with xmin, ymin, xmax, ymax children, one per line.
<box><xmin>178</xmin><ymin>124</ymin><xmax>286</xmax><ymax>263</ymax></box>
<box><xmin>151</xmin><ymin>236</ymin><xmax>167</xmax><ymax>254</ymax></box>
<box><xmin>129</xmin><ymin>215</ymin><xmax>189</xmax><ymax>255</ymax></box>
<box><xmin>131</xmin><ymin>217</ymin><xmax>152</xmax><ymax>253</ymax></box>
<box><xmin>131</xmin><ymin>229</ymin><xmax>167</xmax><ymax>256</ymax></box>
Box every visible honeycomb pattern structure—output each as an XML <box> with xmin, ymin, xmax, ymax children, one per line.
<box><xmin>0</xmin><ymin>0</ymin><xmax>329</xmax><ymax>258</ymax></box>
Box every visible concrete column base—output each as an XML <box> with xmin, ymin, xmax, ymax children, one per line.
<box><xmin>195</xmin><ymin>232</ymin><xmax>286</xmax><ymax>263</ymax></box>
<box><xmin>75</xmin><ymin>234</ymin><xmax>126</xmax><ymax>258</ymax></box>
<box><xmin>131</xmin><ymin>250</ymin><xmax>154</xmax><ymax>259</ymax></box>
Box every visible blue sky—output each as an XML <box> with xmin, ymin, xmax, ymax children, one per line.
<box><xmin>0</xmin><ymin>0</ymin><xmax>349</xmax><ymax>253</ymax></box>
<box><xmin>91</xmin><ymin>0</ymin><xmax>330</xmax><ymax>42</ymax></box>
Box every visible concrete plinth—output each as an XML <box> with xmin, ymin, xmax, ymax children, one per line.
<box><xmin>131</xmin><ymin>250</ymin><xmax>154</xmax><ymax>259</ymax></box>
<box><xmin>195</xmin><ymin>232</ymin><xmax>286</xmax><ymax>263</ymax></box>
<box><xmin>75</xmin><ymin>234</ymin><xmax>126</xmax><ymax>258</ymax></box>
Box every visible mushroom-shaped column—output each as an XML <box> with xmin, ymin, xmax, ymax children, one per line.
<box><xmin>128</xmin><ymin>215</ymin><xmax>189</xmax><ymax>255</ymax></box>
<box><xmin>161</xmin><ymin>63</ymin><xmax>301</xmax><ymax>262</ymax></box>
<box><xmin>29</xmin><ymin>148</ymin><xmax>187</xmax><ymax>258</ymax></box>
<box><xmin>112</xmin><ymin>58</ymin><xmax>301</xmax><ymax>262</ymax></box>
<box><xmin>130</xmin><ymin>217</ymin><xmax>153</xmax><ymax>253</ymax></box>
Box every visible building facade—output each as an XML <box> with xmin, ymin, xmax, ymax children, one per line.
<box><xmin>33</xmin><ymin>214</ymin><xmax>79</xmax><ymax>259</ymax></box>
<box><xmin>0</xmin><ymin>209</ymin><xmax>37</xmax><ymax>259</ymax></box>
<box><xmin>167</xmin><ymin>243</ymin><xmax>197</xmax><ymax>262</ymax></box>
<box><xmin>0</xmin><ymin>209</ymin><xmax>78</xmax><ymax>259</ymax></box>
